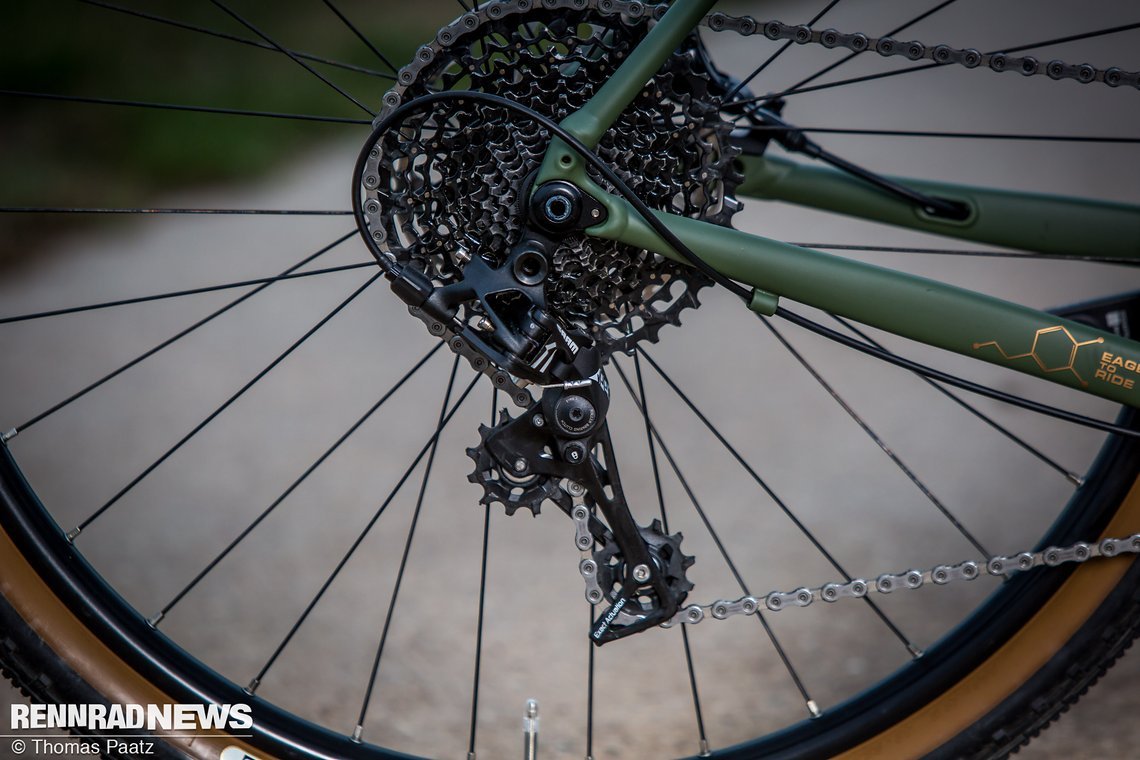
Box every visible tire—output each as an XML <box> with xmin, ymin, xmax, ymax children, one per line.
<box><xmin>2</xmin><ymin>2</ymin><xmax>1139</xmax><ymax>759</ymax></box>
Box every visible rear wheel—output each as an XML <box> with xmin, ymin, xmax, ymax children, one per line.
<box><xmin>1</xmin><ymin>1</ymin><xmax>1139</xmax><ymax>758</ymax></box>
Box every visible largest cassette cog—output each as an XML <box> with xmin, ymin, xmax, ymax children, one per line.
<box><xmin>361</xmin><ymin>0</ymin><xmax>743</xmax><ymax>357</ymax></box>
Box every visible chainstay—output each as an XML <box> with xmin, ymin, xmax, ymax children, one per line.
<box><xmin>659</xmin><ymin>533</ymin><xmax>1140</xmax><ymax>627</ymax></box>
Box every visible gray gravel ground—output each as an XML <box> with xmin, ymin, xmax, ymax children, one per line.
<box><xmin>3</xmin><ymin>2</ymin><xmax>1140</xmax><ymax>758</ymax></box>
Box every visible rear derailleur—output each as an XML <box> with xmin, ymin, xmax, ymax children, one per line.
<box><xmin>385</xmin><ymin>181</ymin><xmax>693</xmax><ymax>644</ymax></box>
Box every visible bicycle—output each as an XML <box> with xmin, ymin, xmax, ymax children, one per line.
<box><xmin>2</xmin><ymin>0</ymin><xmax>1139</xmax><ymax>758</ymax></box>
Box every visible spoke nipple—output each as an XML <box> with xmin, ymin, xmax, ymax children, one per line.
<box><xmin>699</xmin><ymin>738</ymin><xmax>711</xmax><ymax>756</ymax></box>
<box><xmin>65</xmin><ymin>526</ymin><xmax>82</xmax><ymax>542</ymax></box>
<box><xmin>244</xmin><ymin>678</ymin><xmax>260</xmax><ymax>695</ymax></box>
<box><xmin>908</xmin><ymin>644</ymin><xmax>925</xmax><ymax>659</ymax></box>
<box><xmin>806</xmin><ymin>699</ymin><xmax>822</xmax><ymax>719</ymax></box>
<box><xmin>147</xmin><ymin>611</ymin><xmax>164</xmax><ymax>628</ymax></box>
<box><xmin>1</xmin><ymin>427</ymin><xmax>17</xmax><ymax>443</ymax></box>
<box><xmin>351</xmin><ymin>725</ymin><xmax>364</xmax><ymax>743</ymax></box>
<box><xmin>467</xmin><ymin>753</ymin><xmax>477</xmax><ymax>760</ymax></box>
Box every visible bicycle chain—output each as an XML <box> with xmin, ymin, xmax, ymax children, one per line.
<box><xmin>654</xmin><ymin>533</ymin><xmax>1140</xmax><ymax>628</ymax></box>
<box><xmin>388</xmin><ymin>1</ymin><xmax>1138</xmax><ymax>107</ymax></box>
<box><xmin>707</xmin><ymin>14</ymin><xmax>1140</xmax><ymax>90</ymax></box>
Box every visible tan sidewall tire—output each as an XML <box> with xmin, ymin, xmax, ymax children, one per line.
<box><xmin>0</xmin><ymin>528</ymin><xmax>262</xmax><ymax>760</ymax></box>
<box><xmin>839</xmin><ymin>475</ymin><xmax>1140</xmax><ymax>759</ymax></box>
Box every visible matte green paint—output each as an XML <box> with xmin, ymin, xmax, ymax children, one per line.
<box><xmin>586</xmin><ymin>190</ymin><xmax>1140</xmax><ymax>409</ymax></box>
<box><xmin>737</xmin><ymin>155</ymin><xmax>1140</xmax><ymax>261</ymax></box>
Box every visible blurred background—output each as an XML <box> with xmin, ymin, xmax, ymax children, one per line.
<box><xmin>2</xmin><ymin>1</ymin><xmax>1139</xmax><ymax>759</ymax></box>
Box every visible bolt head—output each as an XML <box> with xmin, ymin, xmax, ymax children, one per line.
<box><xmin>513</xmin><ymin>458</ymin><xmax>527</xmax><ymax>472</ymax></box>
<box><xmin>632</xmin><ymin>564</ymin><xmax>651</xmax><ymax>583</ymax></box>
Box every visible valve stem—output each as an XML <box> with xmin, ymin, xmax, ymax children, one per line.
<box><xmin>523</xmin><ymin>699</ymin><xmax>539</xmax><ymax>760</ymax></box>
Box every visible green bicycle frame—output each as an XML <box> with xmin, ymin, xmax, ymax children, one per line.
<box><xmin>537</xmin><ymin>0</ymin><xmax>1140</xmax><ymax>408</ymax></box>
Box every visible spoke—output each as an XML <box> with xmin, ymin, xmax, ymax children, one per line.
<box><xmin>152</xmin><ymin>343</ymin><xmax>443</xmax><ymax>622</ymax></box>
<box><xmin>77</xmin><ymin>0</ymin><xmax>395</xmax><ymax>80</ymax></box>
<box><xmin>729</xmin><ymin>125</ymin><xmax>1140</xmax><ymax>143</ymax></box>
<box><xmin>0</xmin><ymin>89</ymin><xmax>370</xmax><ymax>124</ymax></box>
<box><xmin>246</xmin><ymin>372</ymin><xmax>480</xmax><ymax>693</ymax></box>
<box><xmin>354</xmin><ymin>355</ymin><xmax>462</xmax><ymax>741</ymax></box>
<box><xmin>467</xmin><ymin>387</ymin><xmax>497</xmax><ymax>760</ymax></box>
<box><xmin>208</xmin><ymin>0</ymin><xmax>376</xmax><ymax>117</ymax></box>
<box><xmin>760</xmin><ymin>319</ymin><xmax>990</xmax><ymax>557</ymax></box>
<box><xmin>724</xmin><ymin>0</ymin><xmax>845</xmax><ymax>102</ymax></box>
<box><xmin>0</xmin><ymin>207</ymin><xmax>354</xmax><ymax>215</ymax></box>
<box><xmin>625</xmin><ymin>355</ymin><xmax>708</xmax><ymax>752</ymax></box>
<box><xmin>774</xmin><ymin>309</ymin><xmax>1140</xmax><ymax>440</ymax></box>
<box><xmin>3</xmin><ymin>230</ymin><xmax>356</xmax><ymax>441</ymax></box>
<box><xmin>454</xmin><ymin>0</ymin><xmax>473</xmax><ymax>12</ymax></box>
<box><xmin>586</xmin><ymin>601</ymin><xmax>596</xmax><ymax>760</ymax></box>
<box><xmin>0</xmin><ymin>261</ymin><xmax>377</xmax><ymax>324</ymax></box>
<box><xmin>830</xmin><ymin>316</ymin><xmax>1084</xmax><ymax>486</ymax></box>
<box><xmin>732</xmin><ymin>21</ymin><xmax>1140</xmax><ymax>106</ymax></box>
<box><xmin>785</xmin><ymin>243</ymin><xmax>1139</xmax><ymax>265</ymax></box>
<box><xmin>320</xmin><ymin>0</ymin><xmax>399</xmax><ymax>74</ymax></box>
<box><xmin>70</xmin><ymin>271</ymin><xmax>383</xmax><ymax>536</ymax></box>
<box><xmin>783</xmin><ymin>0</ymin><xmax>961</xmax><ymax>94</ymax></box>
<box><xmin>637</xmin><ymin>347</ymin><xmax>923</xmax><ymax>658</ymax></box>
<box><xmin>611</xmin><ymin>361</ymin><xmax>820</xmax><ymax>717</ymax></box>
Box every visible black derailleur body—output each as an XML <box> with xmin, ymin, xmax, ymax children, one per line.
<box><xmin>386</xmin><ymin>179</ymin><xmax>607</xmax><ymax>385</ymax></box>
<box><xmin>390</xmin><ymin>178</ymin><xmax>684</xmax><ymax>644</ymax></box>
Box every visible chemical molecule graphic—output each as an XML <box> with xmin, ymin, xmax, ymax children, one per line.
<box><xmin>973</xmin><ymin>326</ymin><xmax>1104</xmax><ymax>387</ymax></box>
